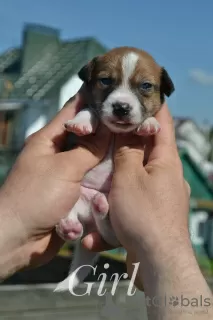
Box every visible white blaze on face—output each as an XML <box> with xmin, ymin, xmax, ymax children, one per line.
<box><xmin>122</xmin><ymin>52</ymin><xmax>139</xmax><ymax>85</ymax></box>
<box><xmin>102</xmin><ymin>51</ymin><xmax>144</xmax><ymax>132</ymax></box>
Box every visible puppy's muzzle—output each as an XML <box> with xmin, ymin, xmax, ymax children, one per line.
<box><xmin>112</xmin><ymin>102</ymin><xmax>132</xmax><ymax>117</ymax></box>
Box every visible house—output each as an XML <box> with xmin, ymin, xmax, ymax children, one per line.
<box><xmin>174</xmin><ymin>117</ymin><xmax>213</xmax><ymax>184</ymax></box>
<box><xmin>180</xmin><ymin>148</ymin><xmax>213</xmax><ymax>276</ymax></box>
<box><xmin>0</xmin><ymin>23</ymin><xmax>107</xmax><ymax>182</ymax></box>
<box><xmin>174</xmin><ymin>117</ymin><xmax>211</xmax><ymax>161</ymax></box>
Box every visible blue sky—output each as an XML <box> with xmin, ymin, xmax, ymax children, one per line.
<box><xmin>0</xmin><ymin>0</ymin><xmax>213</xmax><ymax>124</ymax></box>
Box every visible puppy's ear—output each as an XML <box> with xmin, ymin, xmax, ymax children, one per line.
<box><xmin>160</xmin><ymin>67</ymin><xmax>175</xmax><ymax>97</ymax></box>
<box><xmin>78</xmin><ymin>56</ymin><xmax>98</xmax><ymax>83</ymax></box>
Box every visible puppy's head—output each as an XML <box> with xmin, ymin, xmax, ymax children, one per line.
<box><xmin>78</xmin><ymin>47</ymin><xmax>174</xmax><ymax>133</ymax></box>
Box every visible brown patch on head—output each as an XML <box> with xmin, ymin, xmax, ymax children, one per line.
<box><xmin>126</xmin><ymin>48</ymin><xmax>164</xmax><ymax>116</ymax></box>
<box><xmin>78</xmin><ymin>49</ymin><xmax>124</xmax><ymax>105</ymax></box>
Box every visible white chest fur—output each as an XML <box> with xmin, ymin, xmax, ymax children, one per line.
<box><xmin>82</xmin><ymin>139</ymin><xmax>114</xmax><ymax>194</ymax></box>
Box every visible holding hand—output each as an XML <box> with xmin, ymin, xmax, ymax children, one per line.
<box><xmin>0</xmin><ymin>93</ymin><xmax>111</xmax><ymax>279</ymax></box>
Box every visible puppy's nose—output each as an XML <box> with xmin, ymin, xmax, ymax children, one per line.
<box><xmin>112</xmin><ymin>102</ymin><xmax>132</xmax><ymax>117</ymax></box>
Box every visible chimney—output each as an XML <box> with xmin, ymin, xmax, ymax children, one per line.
<box><xmin>21</xmin><ymin>23</ymin><xmax>60</xmax><ymax>73</ymax></box>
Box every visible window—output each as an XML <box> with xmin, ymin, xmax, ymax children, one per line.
<box><xmin>198</xmin><ymin>221</ymin><xmax>205</xmax><ymax>238</ymax></box>
<box><xmin>0</xmin><ymin>111</ymin><xmax>14</xmax><ymax>146</ymax></box>
<box><xmin>189</xmin><ymin>211</ymin><xmax>208</xmax><ymax>246</ymax></box>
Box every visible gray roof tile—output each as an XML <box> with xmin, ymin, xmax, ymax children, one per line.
<box><xmin>0</xmin><ymin>48</ymin><xmax>21</xmax><ymax>73</ymax></box>
<box><xmin>0</xmin><ymin>37</ymin><xmax>107</xmax><ymax>100</ymax></box>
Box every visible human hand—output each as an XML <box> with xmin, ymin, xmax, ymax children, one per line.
<box><xmin>83</xmin><ymin>103</ymin><xmax>191</xmax><ymax>288</ymax></box>
<box><xmin>108</xmin><ymin>104</ymin><xmax>192</xmax><ymax>285</ymax></box>
<box><xmin>0</xmin><ymin>93</ymin><xmax>111</xmax><ymax>279</ymax></box>
<box><xmin>110</xmin><ymin>105</ymin><xmax>213</xmax><ymax>318</ymax></box>
<box><xmin>109</xmin><ymin>103</ymin><xmax>190</xmax><ymax>252</ymax></box>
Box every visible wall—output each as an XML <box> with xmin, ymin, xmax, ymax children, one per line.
<box><xmin>189</xmin><ymin>210</ymin><xmax>208</xmax><ymax>249</ymax></box>
<box><xmin>189</xmin><ymin>210</ymin><xmax>213</xmax><ymax>276</ymax></box>
<box><xmin>178</xmin><ymin>121</ymin><xmax>211</xmax><ymax>160</ymax></box>
<box><xmin>59</xmin><ymin>74</ymin><xmax>83</xmax><ymax>110</ymax></box>
<box><xmin>25</xmin><ymin>114</ymin><xmax>47</xmax><ymax>138</ymax></box>
<box><xmin>12</xmin><ymin>102</ymin><xmax>50</xmax><ymax>148</ymax></box>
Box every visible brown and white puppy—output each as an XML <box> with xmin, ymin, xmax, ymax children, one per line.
<box><xmin>54</xmin><ymin>47</ymin><xmax>174</xmax><ymax>292</ymax></box>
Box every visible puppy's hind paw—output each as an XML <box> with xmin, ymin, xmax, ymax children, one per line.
<box><xmin>91</xmin><ymin>192</ymin><xmax>109</xmax><ymax>220</ymax></box>
<box><xmin>56</xmin><ymin>218</ymin><xmax>83</xmax><ymax>242</ymax></box>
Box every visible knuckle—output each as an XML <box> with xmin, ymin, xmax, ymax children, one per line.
<box><xmin>114</xmin><ymin>148</ymin><xmax>143</xmax><ymax>163</ymax></box>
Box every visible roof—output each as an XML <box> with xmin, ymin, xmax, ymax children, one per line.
<box><xmin>0</xmin><ymin>24</ymin><xmax>107</xmax><ymax>101</ymax></box>
<box><xmin>0</xmin><ymin>48</ymin><xmax>21</xmax><ymax>73</ymax></box>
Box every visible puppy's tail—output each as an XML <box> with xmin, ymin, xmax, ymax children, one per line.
<box><xmin>54</xmin><ymin>241</ymin><xmax>99</xmax><ymax>292</ymax></box>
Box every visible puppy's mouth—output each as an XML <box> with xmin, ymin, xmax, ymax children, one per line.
<box><xmin>111</xmin><ymin>119</ymin><xmax>132</xmax><ymax>125</ymax></box>
<box><xmin>110</xmin><ymin>119</ymin><xmax>133</xmax><ymax>129</ymax></box>
<box><xmin>102</xmin><ymin>117</ymin><xmax>138</xmax><ymax>133</ymax></box>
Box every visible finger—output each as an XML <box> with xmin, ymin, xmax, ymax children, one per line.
<box><xmin>113</xmin><ymin>133</ymin><xmax>146</xmax><ymax>176</ymax></box>
<box><xmin>81</xmin><ymin>232</ymin><xmax>114</xmax><ymax>252</ymax></box>
<box><xmin>38</xmin><ymin>93</ymin><xmax>84</xmax><ymax>140</ymax></box>
<box><xmin>146</xmin><ymin>104</ymin><xmax>179</xmax><ymax>164</ymax></box>
<box><xmin>57</xmin><ymin>124</ymin><xmax>112</xmax><ymax>181</ymax></box>
<box><xmin>154</xmin><ymin>103</ymin><xmax>177</xmax><ymax>149</ymax></box>
<box><xmin>24</xmin><ymin>230</ymin><xmax>65</xmax><ymax>269</ymax></box>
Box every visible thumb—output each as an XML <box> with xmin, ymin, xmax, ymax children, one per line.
<box><xmin>60</xmin><ymin>124</ymin><xmax>111</xmax><ymax>180</ymax></box>
<box><xmin>113</xmin><ymin>133</ymin><xmax>146</xmax><ymax>176</ymax></box>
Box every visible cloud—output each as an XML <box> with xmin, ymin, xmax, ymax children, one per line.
<box><xmin>189</xmin><ymin>68</ymin><xmax>213</xmax><ymax>86</ymax></box>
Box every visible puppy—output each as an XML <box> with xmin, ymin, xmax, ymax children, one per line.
<box><xmin>54</xmin><ymin>46</ymin><xmax>175</xmax><ymax>292</ymax></box>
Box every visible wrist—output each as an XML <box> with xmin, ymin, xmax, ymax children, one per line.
<box><xmin>132</xmin><ymin>225</ymin><xmax>193</xmax><ymax>269</ymax></box>
<box><xmin>0</xmin><ymin>245</ymin><xmax>30</xmax><ymax>282</ymax></box>
<box><xmin>136</xmin><ymin>238</ymin><xmax>205</xmax><ymax>293</ymax></box>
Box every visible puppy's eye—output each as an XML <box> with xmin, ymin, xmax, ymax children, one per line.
<box><xmin>140</xmin><ymin>82</ymin><xmax>153</xmax><ymax>90</ymax></box>
<box><xmin>99</xmin><ymin>77</ymin><xmax>113</xmax><ymax>86</ymax></box>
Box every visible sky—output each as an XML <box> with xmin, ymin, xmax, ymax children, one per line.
<box><xmin>0</xmin><ymin>0</ymin><xmax>213</xmax><ymax>124</ymax></box>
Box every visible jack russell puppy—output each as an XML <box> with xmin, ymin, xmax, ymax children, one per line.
<box><xmin>54</xmin><ymin>46</ymin><xmax>175</xmax><ymax>292</ymax></box>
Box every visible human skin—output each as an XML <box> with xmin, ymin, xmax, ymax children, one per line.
<box><xmin>0</xmin><ymin>93</ymin><xmax>111</xmax><ymax>279</ymax></box>
<box><xmin>83</xmin><ymin>104</ymin><xmax>213</xmax><ymax>319</ymax></box>
<box><xmin>0</xmin><ymin>93</ymin><xmax>212</xmax><ymax>319</ymax></box>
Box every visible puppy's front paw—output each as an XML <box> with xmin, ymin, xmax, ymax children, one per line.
<box><xmin>56</xmin><ymin>218</ymin><xmax>83</xmax><ymax>242</ymax></box>
<box><xmin>64</xmin><ymin>120</ymin><xmax>93</xmax><ymax>136</ymax></box>
<box><xmin>135</xmin><ymin>117</ymin><xmax>161</xmax><ymax>136</ymax></box>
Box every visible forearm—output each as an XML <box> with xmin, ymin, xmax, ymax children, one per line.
<box><xmin>138</xmin><ymin>242</ymin><xmax>213</xmax><ymax>319</ymax></box>
<box><xmin>0</xmin><ymin>243</ymin><xmax>29</xmax><ymax>281</ymax></box>
<box><xmin>0</xmin><ymin>191</ymin><xmax>29</xmax><ymax>281</ymax></box>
